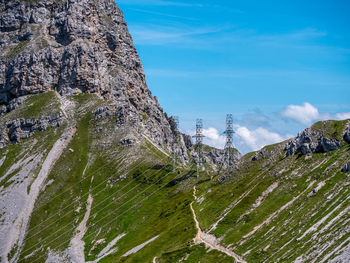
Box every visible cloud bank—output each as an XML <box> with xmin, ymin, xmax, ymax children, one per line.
<box><xmin>189</xmin><ymin>126</ymin><xmax>291</xmax><ymax>154</ymax></box>
<box><xmin>234</xmin><ymin>126</ymin><xmax>290</xmax><ymax>152</ymax></box>
<box><xmin>281</xmin><ymin>102</ymin><xmax>349</xmax><ymax>124</ymax></box>
<box><xmin>186</xmin><ymin>103</ymin><xmax>350</xmax><ymax>154</ymax></box>
<box><xmin>281</xmin><ymin>102</ymin><xmax>324</xmax><ymax>125</ymax></box>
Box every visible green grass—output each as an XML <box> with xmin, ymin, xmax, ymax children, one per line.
<box><xmin>19</xmin><ymin>102</ymin><xmax>93</xmax><ymax>262</ymax></box>
<box><xmin>5</xmin><ymin>40</ymin><xmax>29</xmax><ymax>58</ymax></box>
<box><xmin>311</xmin><ymin>120</ymin><xmax>348</xmax><ymax>141</ymax></box>
<box><xmin>0</xmin><ymin>91</ymin><xmax>61</xmax><ymax>122</ymax></box>
<box><xmin>23</xmin><ymin>91</ymin><xmax>61</xmax><ymax>118</ymax></box>
<box><xmin>3</xmin><ymin>96</ymin><xmax>348</xmax><ymax>263</ymax></box>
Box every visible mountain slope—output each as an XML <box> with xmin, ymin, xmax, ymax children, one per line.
<box><xmin>0</xmin><ymin>1</ymin><xmax>350</xmax><ymax>263</ymax></box>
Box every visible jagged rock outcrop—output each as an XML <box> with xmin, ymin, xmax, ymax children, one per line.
<box><xmin>342</xmin><ymin>163</ymin><xmax>350</xmax><ymax>173</ymax></box>
<box><xmin>0</xmin><ymin>114</ymin><xmax>63</xmax><ymax>147</ymax></box>
<box><xmin>0</xmin><ymin>105</ymin><xmax>6</xmax><ymax>117</ymax></box>
<box><xmin>344</xmin><ymin>123</ymin><xmax>350</xmax><ymax>144</ymax></box>
<box><xmin>205</xmin><ymin>148</ymin><xmax>241</xmax><ymax>167</ymax></box>
<box><xmin>285</xmin><ymin>128</ymin><xmax>318</xmax><ymax>156</ymax></box>
<box><xmin>7</xmin><ymin>96</ymin><xmax>27</xmax><ymax>112</ymax></box>
<box><xmin>119</xmin><ymin>136</ymin><xmax>137</xmax><ymax>147</ymax></box>
<box><xmin>316</xmin><ymin>137</ymin><xmax>341</xmax><ymax>153</ymax></box>
<box><xmin>0</xmin><ymin>0</ymin><xmax>189</xmax><ymax>160</ymax></box>
<box><xmin>0</xmin><ymin>0</ymin><xmax>146</xmax><ymax>103</ymax></box>
<box><xmin>182</xmin><ymin>134</ymin><xmax>193</xmax><ymax>149</ymax></box>
<box><xmin>285</xmin><ymin>122</ymin><xmax>344</xmax><ymax>157</ymax></box>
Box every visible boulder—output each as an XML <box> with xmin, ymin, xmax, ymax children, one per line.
<box><xmin>344</xmin><ymin>124</ymin><xmax>350</xmax><ymax>144</ymax></box>
<box><xmin>316</xmin><ymin>137</ymin><xmax>341</xmax><ymax>153</ymax></box>
<box><xmin>0</xmin><ymin>114</ymin><xmax>63</xmax><ymax>146</ymax></box>
<box><xmin>285</xmin><ymin>127</ymin><xmax>341</xmax><ymax>157</ymax></box>
<box><xmin>120</xmin><ymin>136</ymin><xmax>137</xmax><ymax>147</ymax></box>
<box><xmin>342</xmin><ymin>163</ymin><xmax>350</xmax><ymax>173</ymax></box>
<box><xmin>0</xmin><ymin>105</ymin><xmax>6</xmax><ymax>117</ymax></box>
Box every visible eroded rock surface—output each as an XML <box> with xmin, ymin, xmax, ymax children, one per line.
<box><xmin>0</xmin><ymin>0</ymin><xmax>194</xmax><ymax>161</ymax></box>
<box><xmin>285</xmin><ymin>122</ymin><xmax>345</xmax><ymax>157</ymax></box>
<box><xmin>0</xmin><ymin>114</ymin><xmax>63</xmax><ymax>147</ymax></box>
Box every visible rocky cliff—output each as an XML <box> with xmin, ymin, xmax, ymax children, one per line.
<box><xmin>284</xmin><ymin>120</ymin><xmax>346</xmax><ymax>156</ymax></box>
<box><xmin>1</xmin><ymin>1</ymin><xmax>349</xmax><ymax>263</ymax></box>
<box><xmin>0</xmin><ymin>0</ymin><xmax>196</xmax><ymax>161</ymax></box>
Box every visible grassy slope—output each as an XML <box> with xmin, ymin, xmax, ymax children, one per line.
<box><xmin>2</xmin><ymin>92</ymin><xmax>349</xmax><ymax>263</ymax></box>
<box><xmin>0</xmin><ymin>91</ymin><xmax>64</xmax><ymax>189</ymax></box>
<box><xmin>17</xmin><ymin>93</ymin><xmax>213</xmax><ymax>263</ymax></box>
<box><xmin>192</xmin><ymin>120</ymin><xmax>350</xmax><ymax>263</ymax></box>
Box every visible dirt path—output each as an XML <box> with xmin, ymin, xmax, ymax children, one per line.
<box><xmin>190</xmin><ymin>186</ymin><xmax>246</xmax><ymax>263</ymax></box>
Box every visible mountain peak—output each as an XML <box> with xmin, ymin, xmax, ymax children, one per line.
<box><xmin>1</xmin><ymin>0</ymin><xmax>150</xmax><ymax>109</ymax></box>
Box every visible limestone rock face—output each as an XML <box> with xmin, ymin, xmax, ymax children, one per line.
<box><xmin>0</xmin><ymin>0</ymin><xmax>189</xmax><ymax>158</ymax></box>
<box><xmin>342</xmin><ymin>163</ymin><xmax>350</xmax><ymax>173</ymax></box>
<box><xmin>344</xmin><ymin>123</ymin><xmax>350</xmax><ymax>144</ymax></box>
<box><xmin>285</xmin><ymin>128</ymin><xmax>318</xmax><ymax>156</ymax></box>
<box><xmin>0</xmin><ymin>0</ymin><xmax>148</xmax><ymax>105</ymax></box>
<box><xmin>316</xmin><ymin>137</ymin><xmax>341</xmax><ymax>153</ymax></box>
<box><xmin>284</xmin><ymin>121</ymin><xmax>346</xmax><ymax>157</ymax></box>
<box><xmin>0</xmin><ymin>114</ymin><xmax>63</xmax><ymax>147</ymax></box>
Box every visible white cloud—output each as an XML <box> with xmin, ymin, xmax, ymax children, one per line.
<box><xmin>282</xmin><ymin>102</ymin><xmax>350</xmax><ymax>124</ymax></box>
<box><xmin>234</xmin><ymin>126</ymin><xmax>290</xmax><ymax>152</ymax></box>
<box><xmin>202</xmin><ymin>127</ymin><xmax>226</xmax><ymax>149</ymax></box>
<box><xmin>335</xmin><ymin>112</ymin><xmax>350</xmax><ymax>120</ymax></box>
<box><xmin>185</xmin><ymin>104</ymin><xmax>349</xmax><ymax>154</ymax></box>
<box><xmin>281</xmin><ymin>102</ymin><xmax>329</xmax><ymax>125</ymax></box>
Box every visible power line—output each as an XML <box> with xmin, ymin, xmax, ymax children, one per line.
<box><xmin>16</xmin><ymin>143</ymin><xmax>170</xmax><ymax>260</ymax></box>
<box><xmin>24</xmin><ymin>165</ymin><xmax>195</xmax><ymax>263</ymax></box>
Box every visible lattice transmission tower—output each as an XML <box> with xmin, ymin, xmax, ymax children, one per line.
<box><xmin>223</xmin><ymin>114</ymin><xmax>235</xmax><ymax>174</ymax></box>
<box><xmin>192</xmin><ymin>119</ymin><xmax>205</xmax><ymax>177</ymax></box>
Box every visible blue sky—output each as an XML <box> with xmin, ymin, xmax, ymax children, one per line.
<box><xmin>117</xmin><ymin>0</ymin><xmax>350</xmax><ymax>154</ymax></box>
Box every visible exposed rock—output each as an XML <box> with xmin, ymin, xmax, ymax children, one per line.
<box><xmin>182</xmin><ymin>134</ymin><xmax>193</xmax><ymax>149</ymax></box>
<box><xmin>285</xmin><ymin>127</ymin><xmax>341</xmax><ymax>156</ymax></box>
<box><xmin>342</xmin><ymin>163</ymin><xmax>350</xmax><ymax>173</ymax></box>
<box><xmin>7</xmin><ymin>96</ymin><xmax>27</xmax><ymax>112</ymax></box>
<box><xmin>252</xmin><ymin>150</ymin><xmax>268</xmax><ymax>161</ymax></box>
<box><xmin>0</xmin><ymin>113</ymin><xmax>63</xmax><ymax>147</ymax></box>
<box><xmin>120</xmin><ymin>136</ymin><xmax>137</xmax><ymax>147</ymax></box>
<box><xmin>252</xmin><ymin>154</ymin><xmax>259</xmax><ymax>161</ymax></box>
<box><xmin>285</xmin><ymin>128</ymin><xmax>318</xmax><ymax>156</ymax></box>
<box><xmin>202</xmin><ymin>148</ymin><xmax>241</xmax><ymax>169</ymax></box>
<box><xmin>316</xmin><ymin>137</ymin><xmax>341</xmax><ymax>153</ymax></box>
<box><xmin>0</xmin><ymin>0</ymin><xmax>189</xmax><ymax>161</ymax></box>
<box><xmin>205</xmin><ymin>148</ymin><xmax>224</xmax><ymax>165</ymax></box>
<box><xmin>0</xmin><ymin>105</ymin><xmax>6</xmax><ymax>117</ymax></box>
<box><xmin>94</xmin><ymin>106</ymin><xmax>112</xmax><ymax>119</ymax></box>
<box><xmin>344</xmin><ymin>123</ymin><xmax>350</xmax><ymax>144</ymax></box>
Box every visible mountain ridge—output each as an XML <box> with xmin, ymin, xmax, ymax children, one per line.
<box><xmin>0</xmin><ymin>1</ymin><xmax>350</xmax><ymax>263</ymax></box>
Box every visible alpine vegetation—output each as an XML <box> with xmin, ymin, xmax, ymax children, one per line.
<box><xmin>0</xmin><ymin>1</ymin><xmax>349</xmax><ymax>262</ymax></box>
